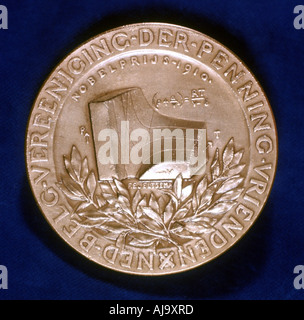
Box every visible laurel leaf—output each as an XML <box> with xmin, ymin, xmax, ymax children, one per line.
<box><xmin>138</xmin><ymin>214</ymin><xmax>164</xmax><ymax>232</ymax></box>
<box><xmin>115</xmin><ymin>232</ymin><xmax>128</xmax><ymax>249</ymax></box>
<box><xmin>56</xmin><ymin>181</ymin><xmax>85</xmax><ymax>201</ymax></box>
<box><xmin>170</xmin><ymin>226</ymin><xmax>202</xmax><ymax>239</ymax></box>
<box><xmin>222</xmin><ymin>138</ymin><xmax>234</xmax><ymax>168</ymax></box>
<box><xmin>183</xmin><ymin>221</ymin><xmax>216</xmax><ymax>234</ymax></box>
<box><xmin>59</xmin><ymin>139</ymin><xmax>248</xmax><ymax>250</ymax></box>
<box><xmin>211</xmin><ymin>149</ymin><xmax>221</xmax><ymax>180</ymax></box>
<box><xmin>138</xmin><ymin>195</ymin><xmax>148</xmax><ymax>207</ymax></box>
<box><xmin>173</xmin><ymin>199</ymin><xmax>192</xmax><ymax>221</ymax></box>
<box><xmin>192</xmin><ymin>193</ymin><xmax>198</xmax><ymax>212</ymax></box>
<box><xmin>216</xmin><ymin>176</ymin><xmax>244</xmax><ymax>194</ymax></box>
<box><xmin>181</xmin><ymin>184</ymin><xmax>193</xmax><ymax>202</ymax></box>
<box><xmin>196</xmin><ymin>176</ymin><xmax>207</xmax><ymax>201</ymax></box>
<box><xmin>142</xmin><ymin>207</ymin><xmax>163</xmax><ymax>225</ymax></box>
<box><xmin>77</xmin><ymin>210</ymin><xmax>109</xmax><ymax>221</ymax></box>
<box><xmin>231</xmin><ymin>150</ymin><xmax>244</xmax><ymax>166</ymax></box>
<box><xmin>173</xmin><ymin>173</ymin><xmax>183</xmax><ymax>199</ymax></box>
<box><xmin>128</xmin><ymin>233</ymin><xmax>157</xmax><ymax>247</ymax></box>
<box><xmin>96</xmin><ymin>195</ymin><xmax>106</xmax><ymax>208</ymax></box>
<box><xmin>75</xmin><ymin>201</ymin><xmax>92</xmax><ymax>213</ymax></box>
<box><xmin>102</xmin><ymin>221</ymin><xmax>130</xmax><ymax>234</ymax></box>
<box><xmin>81</xmin><ymin>157</ymin><xmax>89</xmax><ymax>181</ymax></box>
<box><xmin>74</xmin><ymin>219</ymin><xmax>104</xmax><ymax>229</ymax></box>
<box><xmin>117</xmin><ymin>195</ymin><xmax>133</xmax><ymax>218</ymax></box>
<box><xmin>86</xmin><ymin>171</ymin><xmax>97</xmax><ymax>197</ymax></box>
<box><xmin>99</xmin><ymin>181</ymin><xmax>117</xmax><ymax>203</ymax></box>
<box><xmin>103</xmin><ymin>230</ymin><xmax>121</xmax><ymax>241</ymax></box>
<box><xmin>135</xmin><ymin>196</ymin><xmax>148</xmax><ymax>219</ymax></box>
<box><xmin>157</xmin><ymin>195</ymin><xmax>167</xmax><ymax>216</ymax></box>
<box><xmin>226</xmin><ymin>164</ymin><xmax>245</xmax><ymax>177</ymax></box>
<box><xmin>57</xmin><ymin>185</ymin><xmax>83</xmax><ymax>201</ymax></box>
<box><xmin>149</xmin><ymin>193</ymin><xmax>159</xmax><ymax>214</ymax></box>
<box><xmin>63</xmin><ymin>156</ymin><xmax>77</xmax><ymax>182</ymax></box>
<box><xmin>71</xmin><ymin>146</ymin><xmax>82</xmax><ymax>179</ymax></box>
<box><xmin>218</xmin><ymin>188</ymin><xmax>244</xmax><ymax>202</ymax></box>
<box><xmin>204</xmin><ymin>200</ymin><xmax>236</xmax><ymax>215</ymax></box>
<box><xmin>139</xmin><ymin>217</ymin><xmax>164</xmax><ymax>232</ymax></box>
<box><xmin>163</xmin><ymin>199</ymin><xmax>174</xmax><ymax>226</ymax></box>
<box><xmin>197</xmin><ymin>184</ymin><xmax>217</xmax><ymax>211</ymax></box>
<box><xmin>173</xmin><ymin>208</ymin><xmax>189</xmax><ymax>221</ymax></box>
<box><xmin>132</xmin><ymin>190</ymin><xmax>142</xmax><ymax>213</ymax></box>
<box><xmin>110</xmin><ymin>211</ymin><xmax>132</xmax><ymax>225</ymax></box>
<box><xmin>113</xmin><ymin>178</ymin><xmax>129</xmax><ymax>198</ymax></box>
<box><xmin>160</xmin><ymin>189</ymin><xmax>179</xmax><ymax>208</ymax></box>
<box><xmin>184</xmin><ymin>215</ymin><xmax>217</xmax><ymax>226</ymax></box>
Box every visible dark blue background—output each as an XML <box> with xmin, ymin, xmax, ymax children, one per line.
<box><xmin>0</xmin><ymin>0</ymin><xmax>303</xmax><ymax>300</ymax></box>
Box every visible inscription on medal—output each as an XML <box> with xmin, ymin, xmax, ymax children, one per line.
<box><xmin>26</xmin><ymin>23</ymin><xmax>277</xmax><ymax>275</ymax></box>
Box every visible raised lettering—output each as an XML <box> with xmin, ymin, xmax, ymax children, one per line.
<box><xmin>139</xmin><ymin>28</ymin><xmax>154</xmax><ymax>46</ymax></box>
<box><xmin>40</xmin><ymin>186</ymin><xmax>59</xmax><ymax>207</ymax></box>
<box><xmin>58</xmin><ymin>69</ymin><xmax>74</xmax><ymax>84</ymax></box>
<box><xmin>30</xmin><ymin>146</ymin><xmax>48</xmax><ymax>163</ymax></box>
<box><xmin>246</xmin><ymin>178</ymin><xmax>267</xmax><ymax>195</ymax></box>
<box><xmin>196</xmin><ymin>40</ymin><xmax>213</xmax><ymax>58</ymax></box>
<box><xmin>178</xmin><ymin>245</ymin><xmax>196</xmax><ymax>266</ymax></box>
<box><xmin>137</xmin><ymin>252</ymin><xmax>154</xmax><ymax>270</ymax></box>
<box><xmin>256</xmin><ymin>135</ymin><xmax>273</xmax><ymax>154</ymax></box>
<box><xmin>158</xmin><ymin>29</ymin><xmax>173</xmax><ymax>47</ymax></box>
<box><xmin>254</xmin><ymin>164</ymin><xmax>272</xmax><ymax>181</ymax></box>
<box><xmin>174</xmin><ymin>31</ymin><xmax>189</xmax><ymax>52</ymax></box>
<box><xmin>31</xmin><ymin>166</ymin><xmax>50</xmax><ymax>184</ymax></box>
<box><xmin>30</xmin><ymin>131</ymin><xmax>49</xmax><ymax>147</ymax></box>
<box><xmin>33</xmin><ymin>113</ymin><xmax>52</xmax><ymax>129</ymax></box>
<box><xmin>243</xmin><ymin>194</ymin><xmax>260</xmax><ymax>207</ymax></box>
<box><xmin>80</xmin><ymin>233</ymin><xmax>98</xmax><ymax>252</ymax></box>
<box><xmin>238</xmin><ymin>81</ymin><xmax>259</xmax><ymax>102</ymax></box>
<box><xmin>68</xmin><ymin>57</ymin><xmax>86</xmax><ymax>75</ymax></box>
<box><xmin>195</xmin><ymin>239</ymin><xmax>212</xmax><ymax>258</ymax></box>
<box><xmin>103</xmin><ymin>245</ymin><xmax>119</xmax><ymax>264</ymax></box>
<box><xmin>45</xmin><ymin>78</ymin><xmax>68</xmax><ymax>101</ymax></box>
<box><xmin>250</xmin><ymin>113</ymin><xmax>271</xmax><ymax>132</ymax></box>
<box><xmin>63</xmin><ymin>221</ymin><xmax>81</xmax><ymax>238</ymax></box>
<box><xmin>87</xmin><ymin>76</ymin><xmax>96</xmax><ymax>86</ymax></box>
<box><xmin>236</xmin><ymin>203</ymin><xmax>254</xmax><ymax>221</ymax></box>
<box><xmin>211</xmin><ymin>50</ymin><xmax>229</xmax><ymax>70</ymax></box>
<box><xmin>38</xmin><ymin>98</ymin><xmax>57</xmax><ymax>115</ymax></box>
<box><xmin>53</xmin><ymin>205</ymin><xmax>70</xmax><ymax>224</ymax></box>
<box><xmin>91</xmin><ymin>38</ymin><xmax>111</xmax><ymax>59</ymax></box>
<box><xmin>81</xmin><ymin>49</ymin><xmax>94</xmax><ymax>65</ymax></box>
<box><xmin>222</xmin><ymin>216</ymin><xmax>243</xmax><ymax>238</ymax></box>
<box><xmin>224</xmin><ymin>63</ymin><xmax>245</xmax><ymax>84</ymax></box>
<box><xmin>112</xmin><ymin>32</ymin><xmax>130</xmax><ymax>51</ymax></box>
<box><xmin>247</xmin><ymin>101</ymin><xmax>264</xmax><ymax>112</ymax></box>
<box><xmin>120</xmin><ymin>250</ymin><xmax>134</xmax><ymax>269</ymax></box>
<box><xmin>210</xmin><ymin>230</ymin><xmax>228</xmax><ymax>248</ymax></box>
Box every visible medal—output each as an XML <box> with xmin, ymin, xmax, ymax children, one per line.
<box><xmin>26</xmin><ymin>23</ymin><xmax>277</xmax><ymax>275</ymax></box>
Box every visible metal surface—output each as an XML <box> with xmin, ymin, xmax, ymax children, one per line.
<box><xmin>25</xmin><ymin>23</ymin><xmax>278</xmax><ymax>275</ymax></box>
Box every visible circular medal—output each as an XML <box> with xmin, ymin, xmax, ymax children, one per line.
<box><xmin>26</xmin><ymin>23</ymin><xmax>277</xmax><ymax>275</ymax></box>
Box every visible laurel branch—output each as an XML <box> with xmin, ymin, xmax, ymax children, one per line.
<box><xmin>56</xmin><ymin>138</ymin><xmax>245</xmax><ymax>250</ymax></box>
